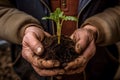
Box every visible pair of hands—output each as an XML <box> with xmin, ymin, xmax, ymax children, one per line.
<box><xmin>22</xmin><ymin>25</ymin><xmax>97</xmax><ymax>76</ymax></box>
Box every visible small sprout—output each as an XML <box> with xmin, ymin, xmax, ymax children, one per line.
<box><xmin>42</xmin><ymin>8</ymin><xmax>78</xmax><ymax>44</ymax></box>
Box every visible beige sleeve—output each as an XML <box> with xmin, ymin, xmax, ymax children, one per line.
<box><xmin>0</xmin><ymin>0</ymin><xmax>41</xmax><ymax>44</ymax></box>
<box><xmin>82</xmin><ymin>6</ymin><xmax>120</xmax><ymax>46</ymax></box>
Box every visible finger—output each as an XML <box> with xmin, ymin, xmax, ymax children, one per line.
<box><xmin>70</xmin><ymin>29</ymin><xmax>90</xmax><ymax>54</ymax></box>
<box><xmin>83</xmin><ymin>40</ymin><xmax>96</xmax><ymax>60</ymax></box>
<box><xmin>75</xmin><ymin>38</ymin><xmax>89</xmax><ymax>54</ymax></box>
<box><xmin>23</xmin><ymin>32</ymin><xmax>44</xmax><ymax>55</ymax></box>
<box><xmin>44</xmin><ymin>31</ymin><xmax>51</xmax><ymax>37</ymax></box>
<box><xmin>65</xmin><ymin>68</ymin><xmax>84</xmax><ymax>75</ymax></box>
<box><xmin>65</xmin><ymin>40</ymin><xmax>95</xmax><ymax>70</ymax></box>
<box><xmin>70</xmin><ymin>30</ymin><xmax>80</xmax><ymax>42</ymax></box>
<box><xmin>32</xmin><ymin>65</ymin><xmax>65</xmax><ymax>76</ymax></box>
<box><xmin>38</xmin><ymin>59</ymin><xmax>60</xmax><ymax>68</ymax></box>
<box><xmin>64</xmin><ymin>56</ymin><xmax>87</xmax><ymax>70</ymax></box>
<box><xmin>22</xmin><ymin>46</ymin><xmax>60</xmax><ymax>68</ymax></box>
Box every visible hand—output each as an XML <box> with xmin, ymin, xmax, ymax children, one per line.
<box><xmin>22</xmin><ymin>26</ymin><xmax>64</xmax><ymax>76</ymax></box>
<box><xmin>64</xmin><ymin>25</ymin><xmax>97</xmax><ymax>75</ymax></box>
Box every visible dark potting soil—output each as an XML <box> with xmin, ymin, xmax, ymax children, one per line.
<box><xmin>41</xmin><ymin>35</ymin><xmax>79</xmax><ymax>67</ymax></box>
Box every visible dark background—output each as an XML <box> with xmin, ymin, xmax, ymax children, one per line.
<box><xmin>0</xmin><ymin>41</ymin><xmax>20</xmax><ymax>80</ymax></box>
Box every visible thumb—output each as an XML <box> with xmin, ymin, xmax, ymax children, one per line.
<box><xmin>22</xmin><ymin>31</ymin><xmax>44</xmax><ymax>56</ymax></box>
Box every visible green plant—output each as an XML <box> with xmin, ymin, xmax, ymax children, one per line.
<box><xmin>42</xmin><ymin>8</ymin><xmax>78</xmax><ymax>44</ymax></box>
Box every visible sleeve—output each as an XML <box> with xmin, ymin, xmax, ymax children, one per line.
<box><xmin>81</xmin><ymin>6</ymin><xmax>120</xmax><ymax>46</ymax></box>
<box><xmin>0</xmin><ymin>0</ymin><xmax>41</xmax><ymax>44</ymax></box>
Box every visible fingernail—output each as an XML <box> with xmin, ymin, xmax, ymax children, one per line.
<box><xmin>76</xmin><ymin>44</ymin><xmax>82</xmax><ymax>53</ymax></box>
<box><xmin>76</xmin><ymin>44</ymin><xmax>80</xmax><ymax>49</ymax></box>
<box><xmin>54</xmin><ymin>61</ymin><xmax>60</xmax><ymax>67</ymax></box>
<box><xmin>37</xmin><ymin>47</ymin><xmax>41</xmax><ymax>54</ymax></box>
<box><xmin>58</xmin><ymin>70</ymin><xmax>64</xmax><ymax>75</ymax></box>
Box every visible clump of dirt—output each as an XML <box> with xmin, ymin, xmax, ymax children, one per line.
<box><xmin>41</xmin><ymin>35</ymin><xmax>79</xmax><ymax>67</ymax></box>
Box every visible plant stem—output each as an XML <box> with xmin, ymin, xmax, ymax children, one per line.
<box><xmin>57</xmin><ymin>20</ymin><xmax>61</xmax><ymax>44</ymax></box>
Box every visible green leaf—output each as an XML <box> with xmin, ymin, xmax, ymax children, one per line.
<box><xmin>64</xmin><ymin>16</ymin><xmax>78</xmax><ymax>21</ymax></box>
<box><xmin>42</xmin><ymin>8</ymin><xmax>78</xmax><ymax>44</ymax></box>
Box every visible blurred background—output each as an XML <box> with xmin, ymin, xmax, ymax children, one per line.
<box><xmin>0</xmin><ymin>40</ymin><xmax>20</xmax><ymax>80</ymax></box>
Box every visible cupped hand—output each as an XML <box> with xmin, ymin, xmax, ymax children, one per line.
<box><xmin>64</xmin><ymin>25</ymin><xmax>97</xmax><ymax>75</ymax></box>
<box><xmin>22</xmin><ymin>26</ymin><xmax>64</xmax><ymax>76</ymax></box>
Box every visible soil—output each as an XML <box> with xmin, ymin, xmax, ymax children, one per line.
<box><xmin>0</xmin><ymin>43</ymin><xmax>21</xmax><ymax>80</ymax></box>
<box><xmin>0</xmin><ymin>41</ymin><xmax>120</xmax><ymax>80</ymax></box>
<box><xmin>0</xmin><ymin>35</ymin><xmax>79</xmax><ymax>80</ymax></box>
<box><xmin>42</xmin><ymin>35</ymin><xmax>79</xmax><ymax>67</ymax></box>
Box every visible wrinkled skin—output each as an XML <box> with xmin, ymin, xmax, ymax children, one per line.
<box><xmin>64</xmin><ymin>25</ymin><xmax>97</xmax><ymax>75</ymax></box>
<box><xmin>21</xmin><ymin>25</ymin><xmax>97</xmax><ymax>76</ymax></box>
<box><xmin>22</xmin><ymin>26</ymin><xmax>64</xmax><ymax>76</ymax></box>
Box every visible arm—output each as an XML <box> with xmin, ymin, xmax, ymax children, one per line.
<box><xmin>82</xmin><ymin>6</ymin><xmax>120</xmax><ymax>46</ymax></box>
<box><xmin>0</xmin><ymin>0</ymin><xmax>41</xmax><ymax>44</ymax></box>
<box><xmin>65</xmin><ymin>5</ymin><xmax>120</xmax><ymax>75</ymax></box>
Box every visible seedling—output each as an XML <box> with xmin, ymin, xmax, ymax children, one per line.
<box><xmin>42</xmin><ymin>8</ymin><xmax>78</xmax><ymax>44</ymax></box>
